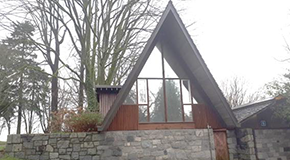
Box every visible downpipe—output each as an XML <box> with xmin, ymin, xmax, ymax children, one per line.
<box><xmin>207</xmin><ymin>124</ymin><xmax>214</xmax><ymax>160</ymax></box>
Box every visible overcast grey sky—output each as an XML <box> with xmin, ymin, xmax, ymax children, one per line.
<box><xmin>177</xmin><ymin>0</ymin><xmax>290</xmax><ymax>93</ymax></box>
<box><xmin>1</xmin><ymin>0</ymin><xmax>290</xmax><ymax>141</ymax></box>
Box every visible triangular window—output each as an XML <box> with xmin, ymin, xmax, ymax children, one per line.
<box><xmin>138</xmin><ymin>47</ymin><xmax>163</xmax><ymax>78</ymax></box>
<box><xmin>164</xmin><ymin>59</ymin><xmax>178</xmax><ymax>78</ymax></box>
<box><xmin>123</xmin><ymin>44</ymin><xmax>199</xmax><ymax>123</ymax></box>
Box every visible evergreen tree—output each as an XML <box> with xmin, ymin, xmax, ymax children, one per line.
<box><xmin>1</xmin><ymin>21</ymin><xmax>49</xmax><ymax>134</ymax></box>
<box><xmin>150</xmin><ymin>80</ymin><xmax>182</xmax><ymax>122</ymax></box>
<box><xmin>266</xmin><ymin>72</ymin><xmax>290</xmax><ymax>125</ymax></box>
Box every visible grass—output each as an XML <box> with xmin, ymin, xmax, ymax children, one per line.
<box><xmin>0</xmin><ymin>141</ymin><xmax>5</xmax><ymax>151</ymax></box>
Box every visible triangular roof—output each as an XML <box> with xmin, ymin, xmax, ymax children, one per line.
<box><xmin>97</xmin><ymin>1</ymin><xmax>238</xmax><ymax>131</ymax></box>
<box><xmin>233</xmin><ymin>96</ymin><xmax>285</xmax><ymax>123</ymax></box>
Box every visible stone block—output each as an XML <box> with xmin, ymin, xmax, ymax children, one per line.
<box><xmin>12</xmin><ymin>135</ymin><xmax>21</xmax><ymax>143</ymax></box>
<box><xmin>7</xmin><ymin>135</ymin><xmax>12</xmax><ymax>144</ymax></box>
<box><xmin>70</xmin><ymin>138</ymin><xmax>80</xmax><ymax>143</ymax></box>
<box><xmin>88</xmin><ymin>148</ymin><xmax>97</xmax><ymax>155</ymax></box>
<box><xmin>150</xmin><ymin>151</ymin><xmax>164</xmax><ymax>157</ymax></box>
<box><xmin>50</xmin><ymin>152</ymin><xmax>59</xmax><ymax>159</ymax></box>
<box><xmin>70</xmin><ymin>133</ymin><xmax>78</xmax><ymax>138</ymax></box>
<box><xmin>77</xmin><ymin>133</ymin><xmax>87</xmax><ymax>138</ymax></box>
<box><xmin>84</xmin><ymin>135</ymin><xmax>92</xmax><ymax>142</ymax></box>
<box><xmin>79</xmin><ymin>155</ymin><xmax>92</xmax><ymax>160</ymax></box>
<box><xmin>135</xmin><ymin>137</ymin><xmax>142</xmax><ymax>142</ymax></box>
<box><xmin>71</xmin><ymin>152</ymin><xmax>79</xmax><ymax>159</ymax></box>
<box><xmin>111</xmin><ymin>146</ymin><xmax>122</xmax><ymax>157</ymax></box>
<box><xmin>50</xmin><ymin>133</ymin><xmax>61</xmax><ymax>138</ymax></box>
<box><xmin>12</xmin><ymin>144</ymin><xmax>22</xmax><ymax>152</ymax></box>
<box><xmin>92</xmin><ymin>155</ymin><xmax>100</xmax><ymax>160</ymax></box>
<box><xmin>49</xmin><ymin>138</ymin><xmax>57</xmax><ymax>144</ymax></box>
<box><xmin>14</xmin><ymin>152</ymin><xmax>25</xmax><ymax>159</ymax></box>
<box><xmin>27</xmin><ymin>155</ymin><xmax>40</xmax><ymax>160</ymax></box>
<box><xmin>5</xmin><ymin>144</ymin><xmax>12</xmax><ymax>152</ymax></box>
<box><xmin>83</xmin><ymin>142</ymin><xmax>94</xmax><ymax>148</ymax></box>
<box><xmin>176</xmin><ymin>150</ymin><xmax>187</xmax><ymax>159</ymax></box>
<box><xmin>57</xmin><ymin>140</ymin><xmax>69</xmax><ymax>148</ymax></box>
<box><xmin>58</xmin><ymin>148</ymin><xmax>66</xmax><ymax>154</ymax></box>
<box><xmin>32</xmin><ymin>135</ymin><xmax>48</xmax><ymax>141</ymax></box>
<box><xmin>59</xmin><ymin>155</ymin><xmax>71</xmax><ymax>159</ymax></box>
<box><xmin>141</xmin><ymin>141</ymin><xmax>152</xmax><ymax>149</ymax></box>
<box><xmin>34</xmin><ymin>141</ymin><xmax>43</xmax><ymax>146</ymax></box>
<box><xmin>46</xmin><ymin>145</ymin><xmax>54</xmax><ymax>152</ymax></box>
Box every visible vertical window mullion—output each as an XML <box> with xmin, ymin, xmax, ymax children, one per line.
<box><xmin>136</xmin><ymin>80</ymin><xmax>139</xmax><ymax>104</ymax></box>
<box><xmin>146</xmin><ymin>79</ymin><xmax>150</xmax><ymax>122</ymax></box>
<box><xmin>161</xmin><ymin>44</ymin><xmax>168</xmax><ymax>122</ymax></box>
<box><xmin>180</xmin><ymin>79</ymin><xmax>185</xmax><ymax>122</ymax></box>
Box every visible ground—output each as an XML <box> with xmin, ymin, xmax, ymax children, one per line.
<box><xmin>0</xmin><ymin>141</ymin><xmax>5</xmax><ymax>151</ymax></box>
<box><xmin>0</xmin><ymin>156</ymin><xmax>23</xmax><ymax>160</ymax></box>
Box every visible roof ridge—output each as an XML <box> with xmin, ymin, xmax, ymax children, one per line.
<box><xmin>232</xmin><ymin>97</ymin><xmax>275</xmax><ymax>110</ymax></box>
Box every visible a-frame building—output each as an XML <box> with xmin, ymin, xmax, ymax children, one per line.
<box><xmin>97</xmin><ymin>1</ymin><xmax>237</xmax><ymax>132</ymax></box>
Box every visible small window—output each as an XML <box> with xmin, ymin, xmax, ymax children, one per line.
<box><xmin>260</xmin><ymin>120</ymin><xmax>267</xmax><ymax>127</ymax></box>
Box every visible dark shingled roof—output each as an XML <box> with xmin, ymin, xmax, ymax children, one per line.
<box><xmin>232</xmin><ymin>97</ymin><xmax>284</xmax><ymax>123</ymax></box>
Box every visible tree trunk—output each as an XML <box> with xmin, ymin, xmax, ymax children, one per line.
<box><xmin>16</xmin><ymin>74</ymin><xmax>23</xmax><ymax>134</ymax></box>
<box><xmin>85</xmin><ymin>69</ymin><xmax>98</xmax><ymax>112</ymax></box>
<box><xmin>51</xmin><ymin>74</ymin><xmax>58</xmax><ymax>112</ymax></box>
<box><xmin>78</xmin><ymin>64</ymin><xmax>84</xmax><ymax>109</ymax></box>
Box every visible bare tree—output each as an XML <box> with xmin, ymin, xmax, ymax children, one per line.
<box><xmin>220</xmin><ymin>76</ymin><xmax>262</xmax><ymax>108</ymax></box>
<box><xmin>0</xmin><ymin>0</ymin><xmax>161</xmax><ymax>112</ymax></box>
<box><xmin>44</xmin><ymin>0</ymin><xmax>160</xmax><ymax>111</ymax></box>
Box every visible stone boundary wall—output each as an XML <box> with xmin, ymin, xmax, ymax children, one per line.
<box><xmin>6</xmin><ymin>129</ymin><xmax>216</xmax><ymax>160</ymax></box>
<box><xmin>236</xmin><ymin>129</ymin><xmax>257</xmax><ymax>160</ymax></box>
<box><xmin>226</xmin><ymin>130</ymin><xmax>238</xmax><ymax>160</ymax></box>
<box><xmin>254</xmin><ymin>129</ymin><xmax>290</xmax><ymax>160</ymax></box>
<box><xmin>230</xmin><ymin>128</ymin><xmax>290</xmax><ymax>160</ymax></box>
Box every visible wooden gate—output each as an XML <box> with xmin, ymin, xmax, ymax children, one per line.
<box><xmin>213</xmin><ymin>129</ymin><xmax>229</xmax><ymax>160</ymax></box>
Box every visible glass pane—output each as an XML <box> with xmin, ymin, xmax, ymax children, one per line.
<box><xmin>164</xmin><ymin>58</ymin><xmax>178</xmax><ymax>78</ymax></box>
<box><xmin>166</xmin><ymin>80</ymin><xmax>183</xmax><ymax>122</ymax></box>
<box><xmin>139</xmin><ymin>47</ymin><xmax>163</xmax><ymax>78</ymax></box>
<box><xmin>148</xmin><ymin>80</ymin><xmax>165</xmax><ymax>122</ymax></box>
<box><xmin>138</xmin><ymin>79</ymin><xmax>147</xmax><ymax>104</ymax></box>
<box><xmin>184</xmin><ymin>105</ymin><xmax>193</xmax><ymax>122</ymax></box>
<box><xmin>124</xmin><ymin>82</ymin><xmax>137</xmax><ymax>104</ymax></box>
<box><xmin>139</xmin><ymin>105</ymin><xmax>148</xmax><ymax>123</ymax></box>
<box><xmin>192</xmin><ymin>97</ymin><xmax>198</xmax><ymax>104</ymax></box>
<box><xmin>181</xmin><ymin>80</ymin><xmax>191</xmax><ymax>104</ymax></box>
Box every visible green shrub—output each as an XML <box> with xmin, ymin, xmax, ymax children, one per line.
<box><xmin>66</xmin><ymin>112</ymin><xmax>103</xmax><ymax>132</ymax></box>
<box><xmin>51</xmin><ymin>108</ymin><xmax>103</xmax><ymax>132</ymax></box>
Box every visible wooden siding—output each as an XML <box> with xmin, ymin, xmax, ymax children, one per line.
<box><xmin>192</xmin><ymin>104</ymin><xmax>224</xmax><ymax>129</ymax></box>
<box><xmin>99</xmin><ymin>94</ymin><xmax>118</xmax><ymax>117</ymax></box>
<box><xmin>107</xmin><ymin>105</ymin><xmax>138</xmax><ymax>131</ymax></box>
<box><xmin>106</xmin><ymin>104</ymin><xmax>224</xmax><ymax>131</ymax></box>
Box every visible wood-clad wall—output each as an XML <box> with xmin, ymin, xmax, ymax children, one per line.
<box><xmin>107</xmin><ymin>105</ymin><xmax>139</xmax><ymax>131</ymax></box>
<box><xmin>192</xmin><ymin>104</ymin><xmax>224</xmax><ymax>129</ymax></box>
<box><xmin>107</xmin><ymin>104</ymin><xmax>223</xmax><ymax>131</ymax></box>
<box><xmin>99</xmin><ymin>94</ymin><xmax>118</xmax><ymax>117</ymax></box>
